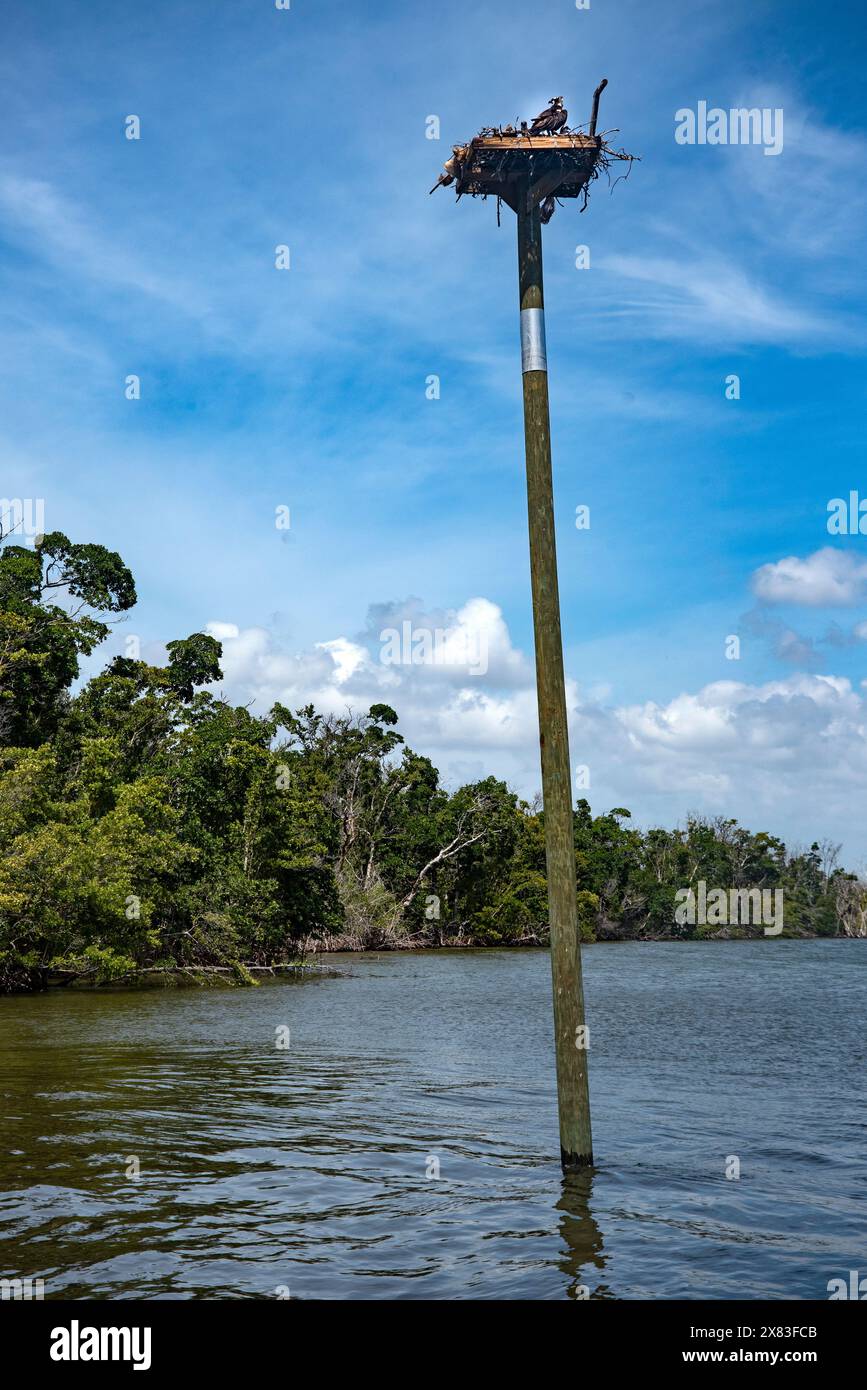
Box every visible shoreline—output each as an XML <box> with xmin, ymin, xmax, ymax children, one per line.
<box><xmin>4</xmin><ymin>932</ymin><xmax>861</xmax><ymax>996</ymax></box>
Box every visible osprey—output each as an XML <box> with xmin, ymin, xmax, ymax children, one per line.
<box><xmin>429</xmin><ymin>152</ymin><xmax>461</xmax><ymax>195</ymax></box>
<box><xmin>530</xmin><ymin>97</ymin><xmax>568</xmax><ymax>135</ymax></box>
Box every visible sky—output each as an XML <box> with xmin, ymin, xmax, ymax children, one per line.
<box><xmin>1</xmin><ymin>0</ymin><xmax>866</xmax><ymax>863</ymax></box>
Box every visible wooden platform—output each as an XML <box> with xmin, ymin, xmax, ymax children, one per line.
<box><xmin>454</xmin><ymin>132</ymin><xmax>601</xmax><ymax>209</ymax></box>
<box><xmin>471</xmin><ymin>134</ymin><xmax>599</xmax><ymax>151</ymax></box>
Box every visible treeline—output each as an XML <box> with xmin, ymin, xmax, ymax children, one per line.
<box><xmin>0</xmin><ymin>529</ymin><xmax>864</xmax><ymax>991</ymax></box>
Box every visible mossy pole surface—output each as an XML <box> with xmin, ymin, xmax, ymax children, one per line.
<box><xmin>517</xmin><ymin>188</ymin><xmax>593</xmax><ymax>1169</ymax></box>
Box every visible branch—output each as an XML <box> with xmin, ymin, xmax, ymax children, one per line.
<box><xmin>398</xmin><ymin>825</ymin><xmax>489</xmax><ymax>910</ymax></box>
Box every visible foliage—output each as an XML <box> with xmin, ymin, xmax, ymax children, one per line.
<box><xmin>0</xmin><ymin>527</ymin><xmax>862</xmax><ymax>991</ymax></box>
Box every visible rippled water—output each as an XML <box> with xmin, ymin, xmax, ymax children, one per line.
<box><xmin>1</xmin><ymin>941</ymin><xmax>864</xmax><ymax>1300</ymax></box>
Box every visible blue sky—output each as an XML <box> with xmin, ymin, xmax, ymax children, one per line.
<box><xmin>2</xmin><ymin>0</ymin><xmax>867</xmax><ymax>861</ymax></box>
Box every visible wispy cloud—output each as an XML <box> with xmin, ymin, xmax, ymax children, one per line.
<box><xmin>603</xmin><ymin>251</ymin><xmax>837</xmax><ymax>345</ymax></box>
<box><xmin>0</xmin><ymin>172</ymin><xmax>204</xmax><ymax>314</ymax></box>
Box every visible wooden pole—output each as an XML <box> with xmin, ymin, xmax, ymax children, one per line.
<box><xmin>517</xmin><ymin>185</ymin><xmax>593</xmax><ymax>1168</ymax></box>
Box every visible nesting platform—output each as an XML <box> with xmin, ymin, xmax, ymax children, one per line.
<box><xmin>453</xmin><ymin>132</ymin><xmax>601</xmax><ymax>211</ymax></box>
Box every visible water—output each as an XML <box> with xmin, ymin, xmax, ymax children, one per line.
<box><xmin>1</xmin><ymin>941</ymin><xmax>864</xmax><ymax>1300</ymax></box>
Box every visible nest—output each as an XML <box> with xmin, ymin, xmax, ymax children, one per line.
<box><xmin>431</xmin><ymin>118</ymin><xmax>636</xmax><ymax>221</ymax></box>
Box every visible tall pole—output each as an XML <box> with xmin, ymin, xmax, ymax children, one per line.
<box><xmin>517</xmin><ymin>183</ymin><xmax>593</xmax><ymax>1168</ymax></box>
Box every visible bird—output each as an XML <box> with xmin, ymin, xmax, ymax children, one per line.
<box><xmin>530</xmin><ymin>97</ymin><xmax>568</xmax><ymax>135</ymax></box>
<box><xmin>429</xmin><ymin>152</ymin><xmax>461</xmax><ymax>195</ymax></box>
<box><xmin>539</xmin><ymin>196</ymin><xmax>557</xmax><ymax>224</ymax></box>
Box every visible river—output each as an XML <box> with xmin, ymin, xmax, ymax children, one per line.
<box><xmin>1</xmin><ymin>940</ymin><xmax>864</xmax><ymax>1299</ymax></box>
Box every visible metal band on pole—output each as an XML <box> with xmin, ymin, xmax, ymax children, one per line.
<box><xmin>520</xmin><ymin>307</ymin><xmax>547</xmax><ymax>373</ymax></box>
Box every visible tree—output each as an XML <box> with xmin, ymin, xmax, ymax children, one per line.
<box><xmin>0</xmin><ymin>530</ymin><xmax>136</xmax><ymax>746</ymax></box>
<box><xmin>1</xmin><ymin>519</ymin><xmax>860</xmax><ymax>990</ymax></box>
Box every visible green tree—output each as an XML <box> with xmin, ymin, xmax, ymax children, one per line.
<box><xmin>0</xmin><ymin>531</ymin><xmax>136</xmax><ymax>746</ymax></box>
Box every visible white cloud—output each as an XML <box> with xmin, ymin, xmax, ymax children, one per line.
<box><xmin>205</xmin><ymin>597</ymin><xmax>532</xmax><ymax>717</ymax></box>
<box><xmin>576</xmin><ymin>673</ymin><xmax>867</xmax><ymax>859</ymax></box>
<box><xmin>358</xmin><ymin>597</ymin><xmax>532</xmax><ymax>688</ymax></box>
<box><xmin>317</xmin><ymin>637</ymin><xmax>368</xmax><ymax>685</ymax></box>
<box><xmin>751</xmin><ymin>548</ymin><xmax>867</xmax><ymax>607</ymax></box>
<box><xmin>203</xmin><ymin>601</ymin><xmax>867</xmax><ymax>861</ymax></box>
